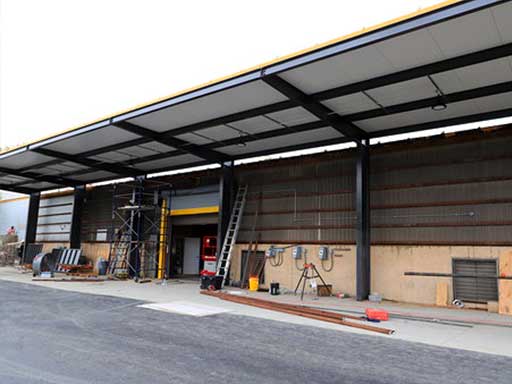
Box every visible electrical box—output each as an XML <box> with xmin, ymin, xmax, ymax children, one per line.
<box><xmin>292</xmin><ymin>246</ymin><xmax>303</xmax><ymax>260</ymax></box>
<box><xmin>318</xmin><ymin>246</ymin><xmax>329</xmax><ymax>260</ymax></box>
<box><xmin>266</xmin><ymin>247</ymin><xmax>276</xmax><ymax>258</ymax></box>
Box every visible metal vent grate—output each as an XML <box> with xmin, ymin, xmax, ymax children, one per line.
<box><xmin>452</xmin><ymin>258</ymin><xmax>498</xmax><ymax>303</ymax></box>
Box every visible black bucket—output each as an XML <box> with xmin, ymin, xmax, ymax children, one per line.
<box><xmin>200</xmin><ymin>275</ymin><xmax>223</xmax><ymax>290</ymax></box>
<box><xmin>270</xmin><ymin>282</ymin><xmax>280</xmax><ymax>295</ymax></box>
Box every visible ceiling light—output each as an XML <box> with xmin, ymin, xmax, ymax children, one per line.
<box><xmin>431</xmin><ymin>96</ymin><xmax>447</xmax><ymax>111</ymax></box>
<box><xmin>238</xmin><ymin>134</ymin><xmax>247</xmax><ymax>147</ymax></box>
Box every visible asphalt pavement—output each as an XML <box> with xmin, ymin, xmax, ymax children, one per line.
<box><xmin>0</xmin><ymin>280</ymin><xmax>510</xmax><ymax>384</ymax></box>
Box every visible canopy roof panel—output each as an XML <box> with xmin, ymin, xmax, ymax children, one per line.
<box><xmin>2</xmin><ymin>0</ymin><xmax>512</xmax><ymax>193</ymax></box>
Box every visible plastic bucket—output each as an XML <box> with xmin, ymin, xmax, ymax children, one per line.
<box><xmin>97</xmin><ymin>258</ymin><xmax>108</xmax><ymax>276</ymax></box>
<box><xmin>249</xmin><ymin>277</ymin><xmax>259</xmax><ymax>291</ymax></box>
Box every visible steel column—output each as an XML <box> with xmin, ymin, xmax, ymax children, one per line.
<box><xmin>356</xmin><ymin>140</ymin><xmax>370</xmax><ymax>301</ymax></box>
<box><xmin>24</xmin><ymin>192</ymin><xmax>40</xmax><ymax>259</ymax></box>
<box><xmin>217</xmin><ymin>161</ymin><xmax>236</xmax><ymax>257</ymax></box>
<box><xmin>70</xmin><ymin>185</ymin><xmax>86</xmax><ymax>249</ymax></box>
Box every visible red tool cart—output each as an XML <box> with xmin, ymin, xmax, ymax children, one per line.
<box><xmin>200</xmin><ymin>236</ymin><xmax>217</xmax><ymax>276</ymax></box>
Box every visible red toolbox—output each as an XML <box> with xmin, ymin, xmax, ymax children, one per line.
<box><xmin>365</xmin><ymin>308</ymin><xmax>389</xmax><ymax>321</ymax></box>
<box><xmin>200</xmin><ymin>236</ymin><xmax>217</xmax><ymax>276</ymax></box>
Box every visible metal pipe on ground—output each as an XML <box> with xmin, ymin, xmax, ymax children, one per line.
<box><xmin>301</xmin><ymin>305</ymin><xmax>473</xmax><ymax>328</ymax></box>
<box><xmin>405</xmin><ymin>272</ymin><xmax>512</xmax><ymax>280</ymax></box>
<box><xmin>299</xmin><ymin>305</ymin><xmax>512</xmax><ymax>329</ymax></box>
<box><xmin>201</xmin><ymin>291</ymin><xmax>395</xmax><ymax>335</ymax></box>
<box><xmin>206</xmin><ymin>292</ymin><xmax>365</xmax><ymax>322</ymax></box>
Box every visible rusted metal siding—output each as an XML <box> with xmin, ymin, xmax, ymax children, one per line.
<box><xmin>237</xmin><ymin>128</ymin><xmax>512</xmax><ymax>245</ymax></box>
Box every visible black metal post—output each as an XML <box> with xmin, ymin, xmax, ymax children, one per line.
<box><xmin>356</xmin><ymin>140</ymin><xmax>370</xmax><ymax>301</ymax></box>
<box><xmin>217</xmin><ymin>161</ymin><xmax>236</xmax><ymax>257</ymax></box>
<box><xmin>70</xmin><ymin>185</ymin><xmax>86</xmax><ymax>249</ymax></box>
<box><xmin>24</xmin><ymin>192</ymin><xmax>40</xmax><ymax>260</ymax></box>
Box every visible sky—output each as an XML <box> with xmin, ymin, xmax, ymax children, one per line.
<box><xmin>0</xmin><ymin>0</ymin><xmax>450</xmax><ymax>149</ymax></box>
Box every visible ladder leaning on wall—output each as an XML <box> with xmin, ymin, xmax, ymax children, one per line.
<box><xmin>108</xmin><ymin>231</ymin><xmax>132</xmax><ymax>275</ymax></box>
<box><xmin>216</xmin><ymin>184</ymin><xmax>248</xmax><ymax>288</ymax></box>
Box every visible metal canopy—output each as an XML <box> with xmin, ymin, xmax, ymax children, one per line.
<box><xmin>1</xmin><ymin>0</ymin><xmax>512</xmax><ymax>193</ymax></box>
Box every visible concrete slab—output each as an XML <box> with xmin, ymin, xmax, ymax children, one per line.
<box><xmin>1</xmin><ymin>266</ymin><xmax>511</xmax><ymax>357</ymax></box>
<box><xmin>2</xmin><ymin>279</ymin><xmax>511</xmax><ymax>384</ymax></box>
<box><xmin>139</xmin><ymin>301</ymin><xmax>232</xmax><ymax>317</ymax></box>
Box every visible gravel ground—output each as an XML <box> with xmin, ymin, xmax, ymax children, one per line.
<box><xmin>0</xmin><ymin>280</ymin><xmax>511</xmax><ymax>384</ymax></box>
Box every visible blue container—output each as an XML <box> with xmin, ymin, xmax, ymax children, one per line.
<box><xmin>97</xmin><ymin>259</ymin><xmax>108</xmax><ymax>276</ymax></box>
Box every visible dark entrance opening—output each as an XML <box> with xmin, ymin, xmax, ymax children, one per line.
<box><xmin>170</xmin><ymin>224</ymin><xmax>217</xmax><ymax>277</ymax></box>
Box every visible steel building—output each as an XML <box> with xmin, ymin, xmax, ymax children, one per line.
<box><xmin>0</xmin><ymin>0</ymin><xmax>511</xmax><ymax>308</ymax></box>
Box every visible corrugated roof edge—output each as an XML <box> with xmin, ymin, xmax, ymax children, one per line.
<box><xmin>1</xmin><ymin>0</ymin><xmax>491</xmax><ymax>157</ymax></box>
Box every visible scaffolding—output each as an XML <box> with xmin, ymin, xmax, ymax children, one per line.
<box><xmin>108</xmin><ymin>179</ymin><xmax>170</xmax><ymax>280</ymax></box>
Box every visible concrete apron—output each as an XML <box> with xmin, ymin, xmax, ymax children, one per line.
<box><xmin>0</xmin><ymin>266</ymin><xmax>511</xmax><ymax>357</ymax></box>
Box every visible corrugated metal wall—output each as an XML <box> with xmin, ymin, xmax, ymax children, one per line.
<box><xmin>80</xmin><ymin>184</ymin><xmax>220</xmax><ymax>242</ymax></box>
<box><xmin>10</xmin><ymin>128</ymin><xmax>506</xmax><ymax>246</ymax></box>
<box><xmin>36</xmin><ymin>194</ymin><xmax>74</xmax><ymax>242</ymax></box>
<box><xmin>81</xmin><ymin>188</ymin><xmax>114</xmax><ymax>242</ymax></box>
<box><xmin>237</xmin><ymin>129</ymin><xmax>512</xmax><ymax>245</ymax></box>
<box><xmin>81</xmin><ymin>185</ymin><xmax>160</xmax><ymax>243</ymax></box>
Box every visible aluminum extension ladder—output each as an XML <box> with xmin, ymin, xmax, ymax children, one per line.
<box><xmin>216</xmin><ymin>184</ymin><xmax>248</xmax><ymax>287</ymax></box>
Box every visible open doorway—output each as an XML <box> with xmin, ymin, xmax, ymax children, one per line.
<box><xmin>170</xmin><ymin>224</ymin><xmax>217</xmax><ymax>277</ymax></box>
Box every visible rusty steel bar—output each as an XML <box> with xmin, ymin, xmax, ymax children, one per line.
<box><xmin>201</xmin><ymin>291</ymin><xmax>395</xmax><ymax>335</ymax></box>
<box><xmin>405</xmin><ymin>272</ymin><xmax>512</xmax><ymax>280</ymax></box>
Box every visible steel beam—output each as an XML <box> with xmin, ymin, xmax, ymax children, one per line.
<box><xmin>232</xmin><ymin>137</ymin><xmax>353</xmax><ymax>161</ymax></box>
<box><xmin>0</xmin><ymin>184</ymin><xmax>36</xmax><ymax>194</ymax></box>
<box><xmin>106</xmin><ymin>0</ymin><xmax>502</xmax><ymax>123</ymax></box>
<box><xmin>17</xmin><ymin>42</ymin><xmax>512</xmax><ymax>178</ymax></box>
<box><xmin>217</xmin><ymin>161</ymin><xmax>236</xmax><ymax>258</ymax></box>
<box><xmin>0</xmin><ymin>166</ymin><xmax>79</xmax><ymax>187</ymax></box>
<box><xmin>135</xmin><ymin>41</ymin><xmax>512</xmax><ymax>140</ymax></box>
<box><xmin>356</xmin><ymin>140</ymin><xmax>370</xmax><ymax>301</ymax></box>
<box><xmin>314</xmin><ymin>42</ymin><xmax>512</xmax><ymax>101</ymax></box>
<box><xmin>12</xmin><ymin>121</ymin><xmax>331</xmax><ymax>187</ymax></box>
<box><xmin>13</xmin><ymin>103</ymin><xmax>512</xmax><ymax>190</ymax></box>
<box><xmin>7</xmin><ymin>43</ymin><xmax>512</xmax><ymax>189</ymax></box>
<box><xmin>348</xmin><ymin>80</ymin><xmax>512</xmax><ymax>122</ymax></box>
<box><xmin>162</xmin><ymin>100</ymin><xmax>296</xmax><ymax>136</ymax></box>
<box><xmin>24</xmin><ymin>192</ymin><xmax>40</xmax><ymax>261</ymax></box>
<box><xmin>262</xmin><ymin>74</ymin><xmax>367</xmax><ymax>141</ymax></box>
<box><xmin>126</xmin><ymin>121</ymin><xmax>329</xmax><ymax>167</ymax></box>
<box><xmin>112</xmin><ymin>121</ymin><xmax>230</xmax><ymax>164</ymax></box>
<box><xmin>369</xmin><ymin>107</ymin><xmax>512</xmax><ymax>138</ymax></box>
<box><xmin>70</xmin><ymin>185</ymin><xmax>86</xmax><ymax>249</ymax></box>
<box><xmin>31</xmin><ymin>148</ymin><xmax>144</xmax><ymax>177</ymax></box>
<box><xmin>16</xmin><ymin>102</ymin><xmax>296</xmax><ymax>174</ymax></box>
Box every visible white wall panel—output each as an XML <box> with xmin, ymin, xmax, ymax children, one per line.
<box><xmin>0</xmin><ymin>198</ymin><xmax>29</xmax><ymax>240</ymax></box>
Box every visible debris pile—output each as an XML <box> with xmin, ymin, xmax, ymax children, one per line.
<box><xmin>0</xmin><ymin>236</ymin><xmax>21</xmax><ymax>266</ymax></box>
